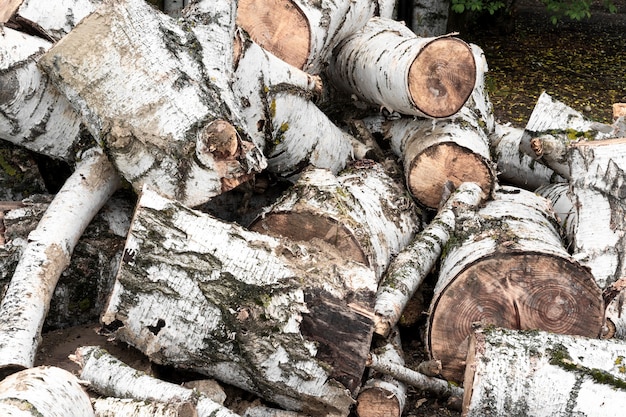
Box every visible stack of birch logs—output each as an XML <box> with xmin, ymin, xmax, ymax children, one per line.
<box><xmin>1</xmin><ymin>0</ymin><xmax>626</xmax><ymax>416</ymax></box>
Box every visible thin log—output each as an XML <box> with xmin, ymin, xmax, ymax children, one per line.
<box><xmin>328</xmin><ymin>17</ymin><xmax>476</xmax><ymax>118</ymax></box>
<box><xmin>236</xmin><ymin>0</ymin><xmax>376</xmax><ymax>73</ymax></box>
<box><xmin>0</xmin><ymin>366</ymin><xmax>95</xmax><ymax>417</ymax></box>
<box><xmin>428</xmin><ymin>186</ymin><xmax>604</xmax><ymax>383</ymax></box>
<box><xmin>0</xmin><ymin>148</ymin><xmax>120</xmax><ymax>376</ymax></box>
<box><xmin>250</xmin><ymin>163</ymin><xmax>422</xmax><ymax>279</ymax></box>
<box><xmin>38</xmin><ymin>0</ymin><xmax>266</xmax><ymax>207</ymax></box>
<box><xmin>243</xmin><ymin>406</ymin><xmax>309</xmax><ymax>417</ymax></box>
<box><xmin>101</xmin><ymin>186</ymin><xmax>379</xmax><ymax>416</ymax></box>
<box><xmin>73</xmin><ymin>346</ymin><xmax>238</xmax><ymax>417</ymax></box>
<box><xmin>464</xmin><ymin>327</ymin><xmax>626</xmax><ymax>416</ymax></box>
<box><xmin>373</xmin><ymin>182</ymin><xmax>485</xmax><ymax>337</ymax></box>
<box><xmin>92</xmin><ymin>397</ymin><xmax>196</xmax><ymax>417</ymax></box>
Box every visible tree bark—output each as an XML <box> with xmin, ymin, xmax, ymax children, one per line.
<box><xmin>0</xmin><ymin>366</ymin><xmax>95</xmax><ymax>417</ymax></box>
<box><xmin>250</xmin><ymin>163</ymin><xmax>422</xmax><ymax>279</ymax></box>
<box><xmin>102</xmin><ymin>186</ymin><xmax>379</xmax><ymax>417</ymax></box>
<box><xmin>73</xmin><ymin>346</ymin><xmax>239</xmax><ymax>417</ymax></box>
<box><xmin>428</xmin><ymin>186</ymin><xmax>604</xmax><ymax>383</ymax></box>
<box><xmin>373</xmin><ymin>182</ymin><xmax>484</xmax><ymax>337</ymax></box>
<box><xmin>236</xmin><ymin>0</ymin><xmax>376</xmax><ymax>73</ymax></box>
<box><xmin>410</xmin><ymin>0</ymin><xmax>449</xmax><ymax>36</ymax></box>
<box><xmin>38</xmin><ymin>0</ymin><xmax>266</xmax><ymax>207</ymax></box>
<box><xmin>328</xmin><ymin>17</ymin><xmax>476</xmax><ymax>118</ymax></box>
<box><xmin>0</xmin><ymin>148</ymin><xmax>120</xmax><ymax>376</ymax></box>
<box><xmin>92</xmin><ymin>397</ymin><xmax>196</xmax><ymax>417</ymax></box>
<box><xmin>464</xmin><ymin>327</ymin><xmax>626</xmax><ymax>417</ymax></box>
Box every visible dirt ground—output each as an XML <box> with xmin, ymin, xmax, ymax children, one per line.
<box><xmin>31</xmin><ymin>1</ymin><xmax>626</xmax><ymax>416</ymax></box>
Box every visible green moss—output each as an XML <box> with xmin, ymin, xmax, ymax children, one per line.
<box><xmin>549</xmin><ymin>344</ymin><xmax>626</xmax><ymax>390</ymax></box>
<box><xmin>0</xmin><ymin>151</ymin><xmax>18</xmax><ymax>177</ymax></box>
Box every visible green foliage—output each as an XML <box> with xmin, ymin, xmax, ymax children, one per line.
<box><xmin>451</xmin><ymin>0</ymin><xmax>505</xmax><ymax>14</ymax></box>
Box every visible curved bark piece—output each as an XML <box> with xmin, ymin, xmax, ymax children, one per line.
<box><xmin>236</xmin><ymin>0</ymin><xmax>376</xmax><ymax>72</ymax></box>
<box><xmin>102</xmin><ymin>187</ymin><xmax>379</xmax><ymax>417</ymax></box>
<box><xmin>250</xmin><ymin>163</ymin><xmax>422</xmax><ymax>278</ymax></box>
<box><xmin>0</xmin><ymin>366</ymin><xmax>95</xmax><ymax>417</ymax></box>
<box><xmin>74</xmin><ymin>346</ymin><xmax>238</xmax><ymax>417</ymax></box>
<box><xmin>374</xmin><ymin>182</ymin><xmax>485</xmax><ymax>337</ymax></box>
<box><xmin>428</xmin><ymin>186</ymin><xmax>604</xmax><ymax>383</ymax></box>
<box><xmin>0</xmin><ymin>148</ymin><xmax>120</xmax><ymax>376</ymax></box>
<box><xmin>92</xmin><ymin>397</ymin><xmax>197</xmax><ymax>417</ymax></box>
<box><xmin>38</xmin><ymin>0</ymin><xmax>265</xmax><ymax>207</ymax></box>
<box><xmin>329</xmin><ymin>17</ymin><xmax>476</xmax><ymax>118</ymax></box>
<box><xmin>464</xmin><ymin>327</ymin><xmax>626</xmax><ymax>417</ymax></box>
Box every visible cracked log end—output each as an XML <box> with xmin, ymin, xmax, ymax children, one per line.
<box><xmin>356</xmin><ymin>386</ymin><xmax>402</xmax><ymax>417</ymax></box>
<box><xmin>236</xmin><ymin>0</ymin><xmax>310</xmax><ymax>70</ymax></box>
<box><xmin>407</xmin><ymin>142</ymin><xmax>493</xmax><ymax>209</ymax></box>
<box><xmin>408</xmin><ymin>38</ymin><xmax>476</xmax><ymax>118</ymax></box>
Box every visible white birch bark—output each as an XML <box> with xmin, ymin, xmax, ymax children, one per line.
<box><xmin>0</xmin><ymin>28</ymin><xmax>86</xmax><ymax>161</ymax></box>
<box><xmin>74</xmin><ymin>346</ymin><xmax>239</xmax><ymax>417</ymax></box>
<box><xmin>38</xmin><ymin>0</ymin><xmax>265</xmax><ymax>207</ymax></box>
<box><xmin>236</xmin><ymin>0</ymin><xmax>375</xmax><ymax>73</ymax></box>
<box><xmin>0</xmin><ymin>366</ymin><xmax>95</xmax><ymax>417</ymax></box>
<box><xmin>535</xmin><ymin>182</ymin><xmax>576</xmax><ymax>247</ymax></box>
<box><xmin>373</xmin><ymin>182</ymin><xmax>484</xmax><ymax>336</ymax></box>
<box><xmin>163</xmin><ymin>0</ymin><xmax>189</xmax><ymax>17</ymax></box>
<box><xmin>243</xmin><ymin>406</ymin><xmax>309</xmax><ymax>417</ymax></box>
<box><xmin>376</xmin><ymin>0</ymin><xmax>397</xmax><ymax>19</ymax></box>
<box><xmin>92</xmin><ymin>397</ymin><xmax>196</xmax><ymax>417</ymax></box>
<box><xmin>464</xmin><ymin>327</ymin><xmax>626</xmax><ymax>417</ymax></box>
<box><xmin>603</xmin><ymin>278</ymin><xmax>626</xmax><ymax>340</ymax></box>
<box><xmin>102</xmin><ymin>186</ymin><xmax>379</xmax><ymax>416</ymax></box>
<box><xmin>428</xmin><ymin>185</ymin><xmax>604</xmax><ymax>383</ymax></box>
<box><xmin>328</xmin><ymin>17</ymin><xmax>476</xmax><ymax>118</ymax></box>
<box><xmin>0</xmin><ymin>148</ymin><xmax>119</xmax><ymax>374</ymax></box>
<box><xmin>410</xmin><ymin>0</ymin><xmax>449</xmax><ymax>37</ymax></box>
<box><xmin>250</xmin><ymin>164</ymin><xmax>422</xmax><ymax>279</ymax></box>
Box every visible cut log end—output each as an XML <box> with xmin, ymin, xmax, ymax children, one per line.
<box><xmin>236</xmin><ymin>0</ymin><xmax>310</xmax><ymax>70</ymax></box>
<box><xmin>429</xmin><ymin>252</ymin><xmax>604</xmax><ymax>382</ymax></box>
<box><xmin>408</xmin><ymin>38</ymin><xmax>476</xmax><ymax>118</ymax></box>
<box><xmin>356</xmin><ymin>386</ymin><xmax>402</xmax><ymax>417</ymax></box>
<box><xmin>249</xmin><ymin>211</ymin><xmax>368</xmax><ymax>266</ymax></box>
<box><xmin>407</xmin><ymin>142</ymin><xmax>492</xmax><ymax>209</ymax></box>
<box><xmin>198</xmin><ymin>119</ymin><xmax>239</xmax><ymax>160</ymax></box>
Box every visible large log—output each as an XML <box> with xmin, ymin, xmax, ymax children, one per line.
<box><xmin>427</xmin><ymin>186</ymin><xmax>604</xmax><ymax>383</ymax></box>
<box><xmin>464</xmin><ymin>327</ymin><xmax>626</xmax><ymax>417</ymax></box>
<box><xmin>328</xmin><ymin>17</ymin><xmax>476</xmax><ymax>118</ymax></box>
<box><xmin>250</xmin><ymin>162</ymin><xmax>422</xmax><ymax>279</ymax></box>
<box><xmin>38</xmin><ymin>0</ymin><xmax>266</xmax><ymax>207</ymax></box>
<box><xmin>0</xmin><ymin>366</ymin><xmax>95</xmax><ymax>417</ymax></box>
<box><xmin>101</xmin><ymin>186</ymin><xmax>379</xmax><ymax>417</ymax></box>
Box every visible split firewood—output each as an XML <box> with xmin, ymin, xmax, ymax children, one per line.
<box><xmin>250</xmin><ymin>163</ymin><xmax>422</xmax><ymax>278</ymax></box>
<box><xmin>383</xmin><ymin>45</ymin><xmax>494</xmax><ymax>208</ymax></box>
<box><xmin>92</xmin><ymin>397</ymin><xmax>196</xmax><ymax>417</ymax></box>
<box><xmin>0</xmin><ymin>366</ymin><xmax>95</xmax><ymax>417</ymax></box>
<box><xmin>427</xmin><ymin>185</ymin><xmax>604</xmax><ymax>383</ymax></box>
<box><xmin>73</xmin><ymin>346</ymin><xmax>239</xmax><ymax>417</ymax></box>
<box><xmin>328</xmin><ymin>17</ymin><xmax>476</xmax><ymax>118</ymax></box>
<box><xmin>38</xmin><ymin>0</ymin><xmax>266</xmax><ymax>207</ymax></box>
<box><xmin>101</xmin><ymin>186</ymin><xmax>379</xmax><ymax>417</ymax></box>
<box><xmin>236</xmin><ymin>0</ymin><xmax>376</xmax><ymax>73</ymax></box>
<box><xmin>0</xmin><ymin>148</ymin><xmax>120</xmax><ymax>376</ymax></box>
<box><xmin>356</xmin><ymin>328</ymin><xmax>407</xmax><ymax>417</ymax></box>
<box><xmin>464</xmin><ymin>327</ymin><xmax>626</xmax><ymax>416</ymax></box>
<box><xmin>373</xmin><ymin>182</ymin><xmax>485</xmax><ymax>337</ymax></box>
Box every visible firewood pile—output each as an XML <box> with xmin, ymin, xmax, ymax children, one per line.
<box><xmin>2</xmin><ymin>0</ymin><xmax>626</xmax><ymax>416</ymax></box>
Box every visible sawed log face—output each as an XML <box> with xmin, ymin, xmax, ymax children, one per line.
<box><xmin>102</xmin><ymin>186</ymin><xmax>379</xmax><ymax>417</ymax></box>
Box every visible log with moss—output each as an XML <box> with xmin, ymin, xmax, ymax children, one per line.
<box><xmin>427</xmin><ymin>186</ymin><xmax>604</xmax><ymax>383</ymax></box>
<box><xmin>101</xmin><ymin>186</ymin><xmax>380</xmax><ymax>417</ymax></box>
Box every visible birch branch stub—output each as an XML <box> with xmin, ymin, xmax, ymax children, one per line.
<box><xmin>250</xmin><ymin>163</ymin><xmax>422</xmax><ymax>279</ymax></box>
<box><xmin>428</xmin><ymin>186</ymin><xmax>604</xmax><ymax>383</ymax></box>
<box><xmin>464</xmin><ymin>327</ymin><xmax>626</xmax><ymax>417</ymax></box>
<box><xmin>38</xmin><ymin>0</ymin><xmax>265</xmax><ymax>207</ymax></box>
<box><xmin>328</xmin><ymin>17</ymin><xmax>476</xmax><ymax>118</ymax></box>
<box><xmin>102</xmin><ymin>186</ymin><xmax>379</xmax><ymax>416</ymax></box>
<box><xmin>0</xmin><ymin>366</ymin><xmax>95</xmax><ymax>417</ymax></box>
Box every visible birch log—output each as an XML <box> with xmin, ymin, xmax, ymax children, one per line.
<box><xmin>236</xmin><ymin>0</ymin><xmax>375</xmax><ymax>73</ymax></box>
<box><xmin>92</xmin><ymin>397</ymin><xmax>196</xmax><ymax>417</ymax></box>
<box><xmin>328</xmin><ymin>17</ymin><xmax>476</xmax><ymax>118</ymax></box>
<box><xmin>231</xmin><ymin>32</ymin><xmax>352</xmax><ymax>179</ymax></box>
<box><xmin>38</xmin><ymin>0</ymin><xmax>266</xmax><ymax>207</ymax></box>
<box><xmin>74</xmin><ymin>346</ymin><xmax>239</xmax><ymax>417</ymax></box>
<box><xmin>0</xmin><ymin>148</ymin><xmax>120</xmax><ymax>375</ymax></box>
<box><xmin>0</xmin><ymin>366</ymin><xmax>95</xmax><ymax>417</ymax></box>
<box><xmin>603</xmin><ymin>278</ymin><xmax>626</xmax><ymax>339</ymax></box>
<box><xmin>374</xmin><ymin>182</ymin><xmax>484</xmax><ymax>336</ymax></box>
<box><xmin>464</xmin><ymin>327</ymin><xmax>626</xmax><ymax>417</ymax></box>
<box><xmin>428</xmin><ymin>186</ymin><xmax>604</xmax><ymax>383</ymax></box>
<box><xmin>410</xmin><ymin>0</ymin><xmax>449</xmax><ymax>36</ymax></box>
<box><xmin>101</xmin><ymin>186</ymin><xmax>379</xmax><ymax>416</ymax></box>
<box><xmin>250</xmin><ymin>162</ymin><xmax>421</xmax><ymax>278</ymax></box>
